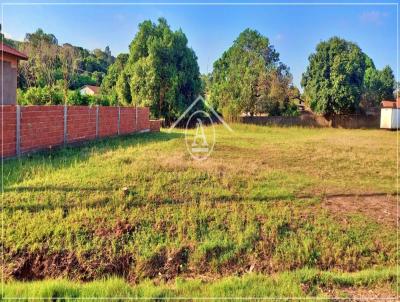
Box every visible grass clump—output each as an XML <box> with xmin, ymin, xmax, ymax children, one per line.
<box><xmin>2</xmin><ymin>268</ymin><xmax>397</xmax><ymax>301</ymax></box>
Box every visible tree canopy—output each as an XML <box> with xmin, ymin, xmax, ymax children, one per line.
<box><xmin>15</xmin><ymin>29</ymin><xmax>115</xmax><ymax>94</ymax></box>
<box><xmin>111</xmin><ymin>18</ymin><xmax>202</xmax><ymax>122</ymax></box>
<box><xmin>301</xmin><ymin>37</ymin><xmax>395</xmax><ymax>116</ymax></box>
<box><xmin>208</xmin><ymin>29</ymin><xmax>297</xmax><ymax>119</ymax></box>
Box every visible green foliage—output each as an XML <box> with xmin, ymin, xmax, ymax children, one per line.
<box><xmin>116</xmin><ymin>70</ymin><xmax>132</xmax><ymax>106</ymax></box>
<box><xmin>17</xmin><ymin>86</ymin><xmax>63</xmax><ymax>105</ymax></box>
<box><xmin>113</xmin><ymin>18</ymin><xmax>202</xmax><ymax>122</ymax></box>
<box><xmin>66</xmin><ymin>90</ymin><xmax>95</xmax><ymax>106</ymax></box>
<box><xmin>301</xmin><ymin>37</ymin><xmax>366</xmax><ymax>115</ymax></box>
<box><xmin>16</xmin><ymin>28</ymin><xmax>114</xmax><ymax>97</ymax></box>
<box><xmin>17</xmin><ymin>85</ymin><xmax>112</xmax><ymax>106</ymax></box>
<box><xmin>209</xmin><ymin>29</ymin><xmax>297</xmax><ymax>119</ymax></box>
<box><xmin>301</xmin><ymin>37</ymin><xmax>396</xmax><ymax>116</ymax></box>
<box><xmin>101</xmin><ymin>53</ymin><xmax>129</xmax><ymax>96</ymax></box>
<box><xmin>362</xmin><ymin>65</ymin><xmax>395</xmax><ymax>108</ymax></box>
<box><xmin>25</xmin><ymin>28</ymin><xmax>58</xmax><ymax>46</ymax></box>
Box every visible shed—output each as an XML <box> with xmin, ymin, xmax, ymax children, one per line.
<box><xmin>380</xmin><ymin>98</ymin><xmax>400</xmax><ymax>129</ymax></box>
<box><xmin>0</xmin><ymin>43</ymin><xmax>28</xmax><ymax>105</ymax></box>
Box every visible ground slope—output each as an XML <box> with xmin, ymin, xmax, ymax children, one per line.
<box><xmin>2</xmin><ymin>125</ymin><xmax>398</xmax><ymax>298</ymax></box>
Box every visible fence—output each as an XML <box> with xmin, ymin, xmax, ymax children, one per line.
<box><xmin>240</xmin><ymin>112</ymin><xmax>380</xmax><ymax>129</ymax></box>
<box><xmin>1</xmin><ymin>105</ymin><xmax>160</xmax><ymax>158</ymax></box>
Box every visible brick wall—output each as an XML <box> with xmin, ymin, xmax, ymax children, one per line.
<box><xmin>0</xmin><ymin>105</ymin><xmax>160</xmax><ymax>158</ymax></box>
<box><xmin>150</xmin><ymin>120</ymin><xmax>161</xmax><ymax>132</ymax></box>
<box><xmin>20</xmin><ymin>106</ymin><xmax>65</xmax><ymax>153</ymax></box>
<box><xmin>0</xmin><ymin>105</ymin><xmax>17</xmax><ymax>157</ymax></box>
<box><xmin>119</xmin><ymin>107</ymin><xmax>136</xmax><ymax>134</ymax></box>
<box><xmin>99</xmin><ymin>106</ymin><xmax>118</xmax><ymax>137</ymax></box>
<box><xmin>67</xmin><ymin>106</ymin><xmax>97</xmax><ymax>143</ymax></box>
<box><xmin>136</xmin><ymin>107</ymin><xmax>151</xmax><ymax>131</ymax></box>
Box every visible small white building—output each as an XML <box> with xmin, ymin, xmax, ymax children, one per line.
<box><xmin>380</xmin><ymin>99</ymin><xmax>400</xmax><ymax>130</ymax></box>
<box><xmin>80</xmin><ymin>85</ymin><xmax>100</xmax><ymax>96</ymax></box>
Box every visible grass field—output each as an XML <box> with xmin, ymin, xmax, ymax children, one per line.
<box><xmin>1</xmin><ymin>124</ymin><xmax>398</xmax><ymax>300</ymax></box>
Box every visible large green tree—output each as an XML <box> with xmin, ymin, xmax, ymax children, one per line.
<box><xmin>209</xmin><ymin>29</ymin><xmax>295</xmax><ymax>119</ymax></box>
<box><xmin>116</xmin><ymin>18</ymin><xmax>201</xmax><ymax>122</ymax></box>
<box><xmin>301</xmin><ymin>37</ymin><xmax>395</xmax><ymax>116</ymax></box>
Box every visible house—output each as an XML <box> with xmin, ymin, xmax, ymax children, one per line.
<box><xmin>0</xmin><ymin>43</ymin><xmax>28</xmax><ymax>105</ymax></box>
<box><xmin>80</xmin><ymin>85</ymin><xmax>101</xmax><ymax>96</ymax></box>
<box><xmin>380</xmin><ymin>98</ymin><xmax>400</xmax><ymax>129</ymax></box>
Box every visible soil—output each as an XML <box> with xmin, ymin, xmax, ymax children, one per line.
<box><xmin>321</xmin><ymin>193</ymin><xmax>398</xmax><ymax>227</ymax></box>
<box><xmin>323</xmin><ymin>285</ymin><xmax>398</xmax><ymax>301</ymax></box>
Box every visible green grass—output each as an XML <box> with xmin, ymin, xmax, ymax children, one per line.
<box><xmin>1</xmin><ymin>124</ymin><xmax>398</xmax><ymax>297</ymax></box>
<box><xmin>2</xmin><ymin>267</ymin><xmax>397</xmax><ymax>301</ymax></box>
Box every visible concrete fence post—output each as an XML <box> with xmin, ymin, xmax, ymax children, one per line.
<box><xmin>96</xmin><ymin>105</ymin><xmax>99</xmax><ymax>138</ymax></box>
<box><xmin>63</xmin><ymin>105</ymin><xmax>68</xmax><ymax>145</ymax></box>
<box><xmin>118</xmin><ymin>106</ymin><xmax>121</xmax><ymax>135</ymax></box>
<box><xmin>16</xmin><ymin>105</ymin><xmax>21</xmax><ymax>156</ymax></box>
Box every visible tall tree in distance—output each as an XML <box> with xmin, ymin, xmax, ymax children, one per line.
<box><xmin>362</xmin><ymin>65</ymin><xmax>395</xmax><ymax>109</ymax></box>
<box><xmin>301</xmin><ymin>37</ymin><xmax>366</xmax><ymax>116</ymax></box>
<box><xmin>117</xmin><ymin>18</ymin><xmax>202</xmax><ymax>122</ymax></box>
<box><xmin>60</xmin><ymin>44</ymin><xmax>79</xmax><ymax>101</ymax></box>
<box><xmin>301</xmin><ymin>37</ymin><xmax>394</xmax><ymax>116</ymax></box>
<box><xmin>209</xmin><ymin>29</ymin><xmax>295</xmax><ymax>120</ymax></box>
<box><xmin>25</xmin><ymin>28</ymin><xmax>58</xmax><ymax>46</ymax></box>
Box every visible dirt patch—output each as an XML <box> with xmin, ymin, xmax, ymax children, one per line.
<box><xmin>323</xmin><ymin>285</ymin><xmax>397</xmax><ymax>301</ymax></box>
<box><xmin>321</xmin><ymin>194</ymin><xmax>398</xmax><ymax>227</ymax></box>
<box><xmin>5</xmin><ymin>249</ymin><xmax>133</xmax><ymax>281</ymax></box>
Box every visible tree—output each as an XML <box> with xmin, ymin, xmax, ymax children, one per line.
<box><xmin>60</xmin><ymin>45</ymin><xmax>79</xmax><ymax>101</ymax></box>
<box><xmin>18</xmin><ymin>37</ymin><xmax>59</xmax><ymax>88</ymax></box>
<box><xmin>116</xmin><ymin>18</ymin><xmax>201</xmax><ymax>122</ymax></box>
<box><xmin>362</xmin><ymin>65</ymin><xmax>395</xmax><ymax>109</ymax></box>
<box><xmin>302</xmin><ymin>37</ymin><xmax>368</xmax><ymax>116</ymax></box>
<box><xmin>116</xmin><ymin>70</ymin><xmax>131</xmax><ymax>106</ymax></box>
<box><xmin>302</xmin><ymin>37</ymin><xmax>396</xmax><ymax>116</ymax></box>
<box><xmin>101</xmin><ymin>53</ymin><xmax>129</xmax><ymax>98</ymax></box>
<box><xmin>209</xmin><ymin>29</ymin><xmax>294</xmax><ymax>119</ymax></box>
<box><xmin>25</xmin><ymin>28</ymin><xmax>58</xmax><ymax>46</ymax></box>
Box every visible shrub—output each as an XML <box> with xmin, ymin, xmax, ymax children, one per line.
<box><xmin>18</xmin><ymin>86</ymin><xmax>63</xmax><ymax>105</ymax></box>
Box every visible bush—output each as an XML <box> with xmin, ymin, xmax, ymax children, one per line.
<box><xmin>17</xmin><ymin>86</ymin><xmax>63</xmax><ymax>105</ymax></box>
<box><xmin>18</xmin><ymin>86</ymin><xmax>120</xmax><ymax>107</ymax></box>
<box><xmin>66</xmin><ymin>90</ymin><xmax>95</xmax><ymax>106</ymax></box>
<box><xmin>282</xmin><ymin>102</ymin><xmax>300</xmax><ymax>117</ymax></box>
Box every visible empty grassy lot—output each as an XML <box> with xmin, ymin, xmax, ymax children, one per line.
<box><xmin>1</xmin><ymin>124</ymin><xmax>398</xmax><ymax>299</ymax></box>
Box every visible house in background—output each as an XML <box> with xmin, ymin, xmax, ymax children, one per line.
<box><xmin>80</xmin><ymin>85</ymin><xmax>100</xmax><ymax>96</ymax></box>
<box><xmin>0</xmin><ymin>43</ymin><xmax>28</xmax><ymax>105</ymax></box>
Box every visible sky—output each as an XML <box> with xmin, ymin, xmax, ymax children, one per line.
<box><xmin>2</xmin><ymin>1</ymin><xmax>398</xmax><ymax>88</ymax></box>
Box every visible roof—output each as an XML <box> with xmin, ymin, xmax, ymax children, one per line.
<box><xmin>81</xmin><ymin>85</ymin><xmax>101</xmax><ymax>94</ymax></box>
<box><xmin>0</xmin><ymin>43</ymin><xmax>28</xmax><ymax>60</ymax></box>
<box><xmin>381</xmin><ymin>98</ymin><xmax>400</xmax><ymax>109</ymax></box>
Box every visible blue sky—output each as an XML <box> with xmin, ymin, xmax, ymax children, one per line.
<box><xmin>2</xmin><ymin>1</ymin><xmax>398</xmax><ymax>88</ymax></box>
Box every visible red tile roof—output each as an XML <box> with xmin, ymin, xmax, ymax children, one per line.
<box><xmin>0</xmin><ymin>43</ymin><xmax>28</xmax><ymax>60</ymax></box>
<box><xmin>381</xmin><ymin>98</ymin><xmax>400</xmax><ymax>109</ymax></box>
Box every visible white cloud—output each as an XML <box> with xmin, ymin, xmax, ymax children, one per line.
<box><xmin>360</xmin><ymin>11</ymin><xmax>388</xmax><ymax>25</ymax></box>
